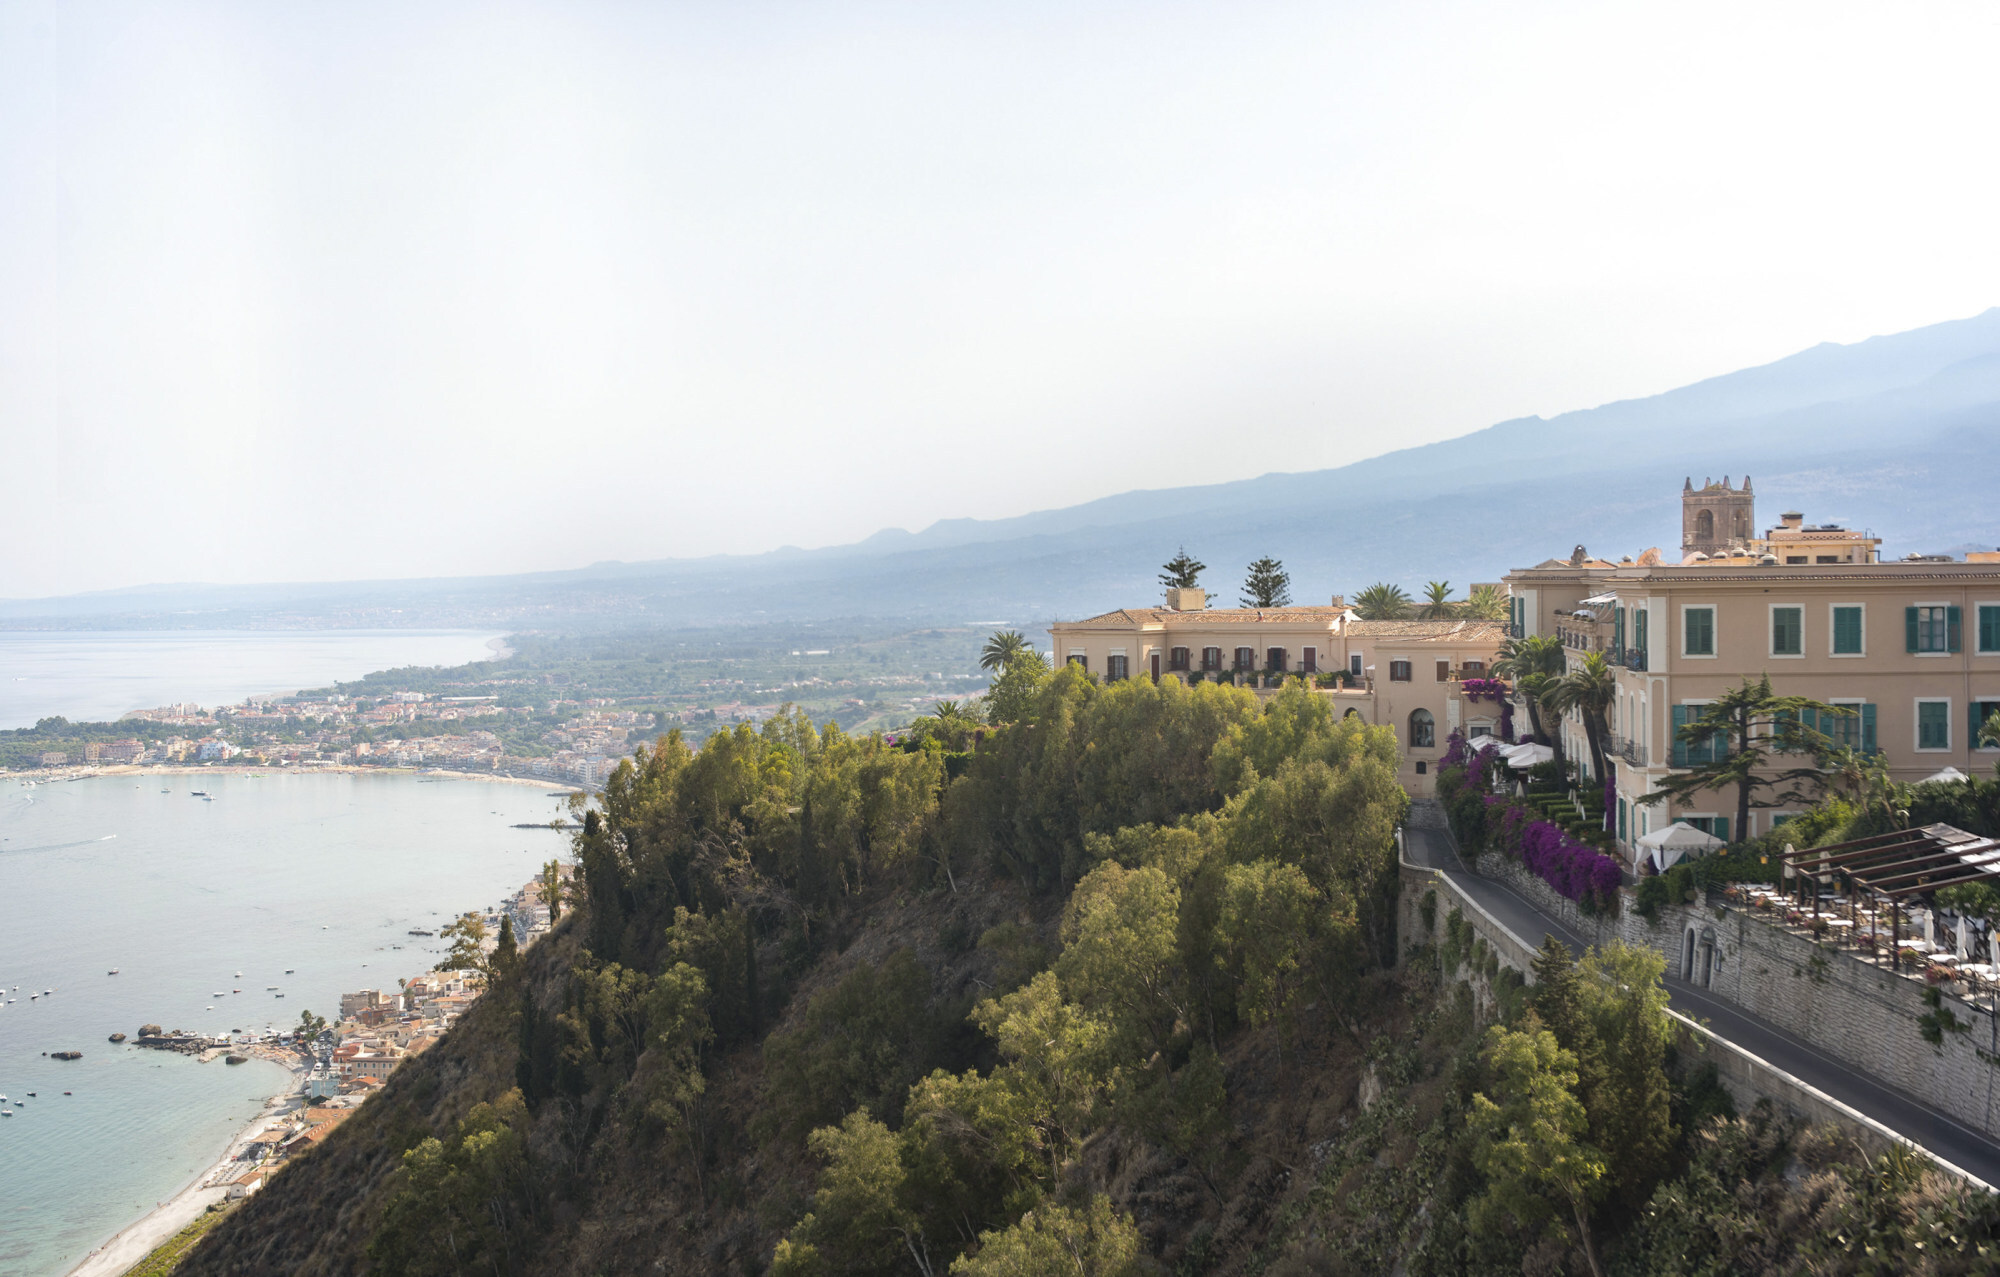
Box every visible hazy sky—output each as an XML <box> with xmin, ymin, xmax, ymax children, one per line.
<box><xmin>5</xmin><ymin>1</ymin><xmax>1999</xmax><ymax>598</ymax></box>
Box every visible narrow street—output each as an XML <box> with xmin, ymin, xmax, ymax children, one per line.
<box><xmin>1403</xmin><ymin>823</ymin><xmax>2000</xmax><ymax>1187</ymax></box>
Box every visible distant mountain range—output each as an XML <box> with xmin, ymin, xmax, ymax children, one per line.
<box><xmin>9</xmin><ymin>309</ymin><xmax>1999</xmax><ymax>633</ymax></box>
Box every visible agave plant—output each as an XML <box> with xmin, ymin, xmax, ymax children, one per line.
<box><xmin>1353</xmin><ymin>582</ymin><xmax>1413</xmax><ymax>620</ymax></box>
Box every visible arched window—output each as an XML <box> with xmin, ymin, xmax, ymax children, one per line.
<box><xmin>1343</xmin><ymin>708</ymin><xmax>1362</xmax><ymax>720</ymax></box>
<box><xmin>1201</xmin><ymin>646</ymin><xmax>1222</xmax><ymax>671</ymax></box>
<box><xmin>1266</xmin><ymin>647</ymin><xmax>1288</xmax><ymax>671</ymax></box>
<box><xmin>1408</xmin><ymin>708</ymin><xmax>1435</xmax><ymax>748</ymax></box>
<box><xmin>1695</xmin><ymin>509</ymin><xmax>1715</xmax><ymax>541</ymax></box>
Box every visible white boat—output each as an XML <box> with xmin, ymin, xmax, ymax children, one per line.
<box><xmin>108</xmin><ymin>969</ymin><xmax>119</xmax><ymax>975</ymax></box>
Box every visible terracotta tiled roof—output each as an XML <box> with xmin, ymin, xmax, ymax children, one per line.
<box><xmin>1060</xmin><ymin>607</ymin><xmax>1350</xmax><ymax>627</ymax></box>
<box><xmin>1346</xmin><ymin>620</ymin><xmax>1507</xmax><ymax>643</ymax></box>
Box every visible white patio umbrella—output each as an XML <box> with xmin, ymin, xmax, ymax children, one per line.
<box><xmin>1637</xmin><ymin>820</ymin><xmax>1724</xmax><ymax>871</ymax></box>
<box><xmin>1505</xmin><ymin>743</ymin><xmax>1555</xmax><ymax>769</ymax></box>
<box><xmin>1923</xmin><ymin>766</ymin><xmax>1969</xmax><ymax>784</ymax></box>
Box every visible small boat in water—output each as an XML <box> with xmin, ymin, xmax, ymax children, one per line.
<box><xmin>190</xmin><ymin>790</ymin><xmax>207</xmax><ymax>797</ymax></box>
<box><xmin>107</xmin><ymin>969</ymin><xmax>119</xmax><ymax>975</ymax></box>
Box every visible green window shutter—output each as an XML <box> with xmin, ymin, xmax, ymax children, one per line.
<box><xmin>1833</xmin><ymin>606</ymin><xmax>1862</xmax><ymax>654</ymax></box>
<box><xmin>1919</xmin><ymin>701</ymin><xmax>1950</xmax><ymax>750</ymax></box>
<box><xmin>1715</xmin><ymin>816</ymin><xmax>1728</xmax><ymax>843</ymax></box>
<box><xmin>1906</xmin><ymin>607</ymin><xmax>1920</xmax><ymax>652</ymax></box>
<box><xmin>1949</xmin><ymin>606</ymin><xmax>1963</xmax><ymax>653</ymax></box>
<box><xmin>1862</xmin><ymin>703</ymin><xmax>1877</xmax><ymax>754</ymax></box>
<box><xmin>1635</xmin><ymin>610</ymin><xmax>1648</xmax><ymax>651</ymax></box>
<box><xmin>1671</xmin><ymin>704</ymin><xmax>1690</xmax><ymax>768</ymax></box>
<box><xmin>1614</xmin><ymin>607</ymin><xmax>1625</xmax><ymax>650</ymax></box>
<box><xmin>1773</xmin><ymin>607</ymin><xmax>1802</xmax><ymax>655</ymax></box>
<box><xmin>1981</xmin><ymin>605</ymin><xmax>2000</xmax><ymax>653</ymax></box>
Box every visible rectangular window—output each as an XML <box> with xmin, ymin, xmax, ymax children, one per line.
<box><xmin>1349</xmin><ymin>653</ymin><xmax>1362</xmax><ymax>677</ymax></box>
<box><xmin>1918</xmin><ymin>699</ymin><xmax>1951</xmax><ymax>750</ymax></box>
<box><xmin>1634</xmin><ymin>609</ymin><xmax>1648</xmax><ymax>654</ymax></box>
<box><xmin>1066</xmin><ymin>654</ymin><xmax>1087</xmax><ymax>670</ymax></box>
<box><xmin>1832</xmin><ymin>605</ymin><xmax>1863</xmax><ymax>655</ymax></box>
<box><xmin>1462</xmin><ymin>660</ymin><xmax>1484</xmax><ymax>675</ymax></box>
<box><xmin>1234</xmin><ymin>647</ymin><xmax>1255</xmax><ymax>671</ymax></box>
<box><xmin>1683</xmin><ymin>606</ymin><xmax>1715</xmax><ymax>656</ymax></box>
<box><xmin>1169</xmin><ymin>646</ymin><xmax>1190</xmax><ymax>671</ymax></box>
<box><xmin>1201</xmin><ymin>646</ymin><xmax>1222</xmax><ymax>671</ymax></box>
<box><xmin>1972</xmin><ymin>700</ymin><xmax>2000</xmax><ymax>749</ymax></box>
<box><xmin>1670</xmin><ymin>704</ymin><xmax>1724</xmax><ymax>767</ymax></box>
<box><xmin>1435</xmin><ymin>660</ymin><xmax>1450</xmax><ymax>682</ymax></box>
<box><xmin>1816</xmin><ymin>555</ymin><xmax>1841</xmax><ymax>564</ymax></box>
<box><xmin>1266</xmin><ymin>647</ymin><xmax>1288</xmax><ymax>672</ymax></box>
<box><xmin>1820</xmin><ymin>701</ymin><xmax>1878</xmax><ymax>754</ymax></box>
<box><xmin>1981</xmin><ymin>605</ymin><xmax>2000</xmax><ymax>653</ymax></box>
<box><xmin>1908</xmin><ymin>605</ymin><xmax>1961</xmax><ymax>653</ymax></box>
<box><xmin>1684</xmin><ymin>815</ymin><xmax>1730</xmax><ymax>842</ymax></box>
<box><xmin>1389</xmin><ymin>660</ymin><xmax>1412</xmax><ymax>682</ymax></box>
<box><xmin>1105</xmin><ymin>654</ymin><xmax>1128</xmax><ymax>682</ymax></box>
<box><xmin>1617</xmin><ymin>799</ymin><xmax>1628</xmax><ymax>843</ymax></box>
<box><xmin>1771</xmin><ymin>606</ymin><xmax>1802</xmax><ymax>656</ymax></box>
<box><xmin>1785</xmin><ymin>555</ymin><xmax>1807</xmax><ymax>565</ymax></box>
<box><xmin>1614</xmin><ymin>606</ymin><xmax>1626</xmax><ymax>652</ymax></box>
<box><xmin>1302</xmin><ymin>648</ymin><xmax>1317</xmax><ymax>673</ymax></box>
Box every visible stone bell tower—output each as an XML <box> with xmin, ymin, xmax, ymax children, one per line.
<box><xmin>1681</xmin><ymin>475</ymin><xmax>1756</xmax><ymax>557</ymax></box>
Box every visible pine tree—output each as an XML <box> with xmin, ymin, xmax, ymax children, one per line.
<box><xmin>1240</xmin><ymin>557</ymin><xmax>1292</xmax><ymax>607</ymax></box>
<box><xmin>1159</xmin><ymin>547</ymin><xmax>1206</xmax><ymax>591</ymax></box>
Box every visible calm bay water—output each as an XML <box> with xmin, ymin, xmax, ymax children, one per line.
<box><xmin>0</xmin><ymin>630</ymin><xmax>505</xmax><ymax>730</ymax></box>
<box><xmin>0</xmin><ymin>771</ymin><xmax>571</xmax><ymax>1276</ymax></box>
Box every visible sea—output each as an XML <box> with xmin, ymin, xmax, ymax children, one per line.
<box><xmin>0</xmin><ymin>770</ymin><xmax>573</xmax><ymax>1276</ymax></box>
<box><xmin>0</xmin><ymin>630</ymin><xmax>506</xmax><ymax>731</ymax></box>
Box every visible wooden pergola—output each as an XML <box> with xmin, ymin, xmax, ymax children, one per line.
<box><xmin>1777</xmin><ymin>824</ymin><xmax>2000</xmax><ymax>971</ymax></box>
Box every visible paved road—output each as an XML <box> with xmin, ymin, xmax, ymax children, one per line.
<box><xmin>1404</xmin><ymin>822</ymin><xmax>2000</xmax><ymax>1187</ymax></box>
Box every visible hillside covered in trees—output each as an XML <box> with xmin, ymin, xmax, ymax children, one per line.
<box><xmin>177</xmin><ymin>665</ymin><xmax>2000</xmax><ymax>1276</ymax></box>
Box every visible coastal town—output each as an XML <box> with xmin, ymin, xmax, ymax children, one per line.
<box><xmin>122</xmin><ymin>868</ymin><xmax>564</xmax><ymax>1209</ymax></box>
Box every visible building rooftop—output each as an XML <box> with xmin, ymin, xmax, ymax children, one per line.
<box><xmin>1062</xmin><ymin>605</ymin><xmax>1353</xmax><ymax>627</ymax></box>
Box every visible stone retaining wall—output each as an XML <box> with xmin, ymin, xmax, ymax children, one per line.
<box><xmin>1399</xmin><ymin>858</ymin><xmax>1996</xmax><ymax>1189</ymax></box>
<box><xmin>1465</xmin><ymin>846</ymin><xmax>2000</xmax><ymax>1142</ymax></box>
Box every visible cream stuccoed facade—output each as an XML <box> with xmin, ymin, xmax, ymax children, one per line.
<box><xmin>1504</xmin><ymin>484</ymin><xmax>2000</xmax><ymax>866</ymax></box>
<box><xmin>1047</xmin><ymin>589</ymin><xmax>1505</xmax><ymax>796</ymax></box>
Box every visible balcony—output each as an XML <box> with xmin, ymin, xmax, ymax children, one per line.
<box><xmin>1611</xmin><ymin>734</ymin><xmax>1649</xmax><ymax>768</ymax></box>
<box><xmin>1506</xmin><ymin>622</ymin><xmax>1524</xmax><ymax>639</ymax></box>
<box><xmin>1605</xmin><ymin>644</ymin><xmax>1648</xmax><ymax>672</ymax></box>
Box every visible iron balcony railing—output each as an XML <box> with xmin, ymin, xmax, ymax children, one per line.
<box><xmin>1506</xmin><ymin>622</ymin><xmax>1524</xmax><ymax>639</ymax></box>
<box><xmin>1611</xmin><ymin>734</ymin><xmax>1648</xmax><ymax>767</ymax></box>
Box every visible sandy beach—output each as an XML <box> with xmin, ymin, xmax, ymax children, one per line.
<box><xmin>63</xmin><ymin>1065</ymin><xmax>303</xmax><ymax>1277</ymax></box>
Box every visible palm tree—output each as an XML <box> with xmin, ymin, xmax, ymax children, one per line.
<box><xmin>1464</xmin><ymin>584</ymin><xmax>1508</xmax><ymax>621</ymax></box>
<box><xmin>1353</xmin><ymin>582</ymin><xmax>1413</xmax><ymax>620</ymax></box>
<box><xmin>1543</xmin><ymin>649</ymin><xmax>1617</xmax><ymax>788</ymax></box>
<box><xmin>980</xmin><ymin>630</ymin><xmax>1032</xmax><ymax>672</ymax></box>
<box><xmin>1492</xmin><ymin>635</ymin><xmax>1567</xmax><ymax>754</ymax></box>
<box><xmin>1421</xmin><ymin>581</ymin><xmax>1455</xmax><ymax>619</ymax></box>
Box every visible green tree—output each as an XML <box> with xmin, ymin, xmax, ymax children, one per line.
<box><xmin>973</xmin><ymin>971</ymin><xmax>1110</xmax><ymax>1168</ymax></box>
<box><xmin>1352</xmin><ymin>582</ymin><xmax>1412</xmax><ymax>620</ymax></box>
<box><xmin>1158</xmin><ymin>547</ymin><xmax>1206</xmax><ymax>591</ymax></box>
<box><xmin>763</xmin><ymin>948</ymin><xmax>935</xmax><ymax>1139</ymax></box>
<box><xmin>1469</xmin><ymin>1025</ymin><xmax>1608</xmax><ymax>1277</ymax></box>
<box><xmin>644</xmin><ymin>961</ymin><xmax>714</xmax><ymax>1201</ymax></box>
<box><xmin>1492</xmin><ymin>635</ymin><xmax>1567</xmax><ymax>752</ymax></box>
<box><xmin>980</xmin><ymin>651</ymin><xmax>1051</xmax><ymax>726</ymax></box>
<box><xmin>1464</xmin><ymin>583</ymin><xmax>1509</xmax><ymax>621</ymax></box>
<box><xmin>1640</xmin><ymin>675</ymin><xmax>1851</xmax><ymax>840</ymax></box>
<box><xmin>1213</xmin><ymin>859</ymin><xmax>1317</xmax><ymax>1038</ymax></box>
<box><xmin>771</xmin><ymin>1111</ymin><xmax>935</xmax><ymax>1277</ymax></box>
<box><xmin>1240</xmin><ymin>556</ymin><xmax>1293</xmax><ymax>608</ymax></box>
<box><xmin>434</xmin><ymin>911</ymin><xmax>490</xmax><ymax>974</ymax></box>
<box><xmin>1543</xmin><ymin>649</ymin><xmax>1617</xmax><ymax>785</ymax></box>
<box><xmin>539</xmin><ymin>859</ymin><xmax>564</xmax><ymax>922</ymax></box>
<box><xmin>1421</xmin><ymin>580</ymin><xmax>1455</xmax><ymax>619</ymax></box>
<box><xmin>1574</xmin><ymin>942</ymin><xmax>1677</xmax><ymax>1211</ymax></box>
<box><xmin>948</xmin><ymin>1197</ymin><xmax>1144</xmax><ymax>1276</ymax></box>
<box><xmin>368</xmin><ymin>1091</ymin><xmax>531</xmax><ymax>1276</ymax></box>
<box><xmin>1053</xmin><ymin>861</ymin><xmax>1184</xmax><ymax>1060</ymax></box>
<box><xmin>980</xmin><ymin>631</ymin><xmax>1033</xmax><ymax>673</ymax></box>
<box><xmin>489</xmin><ymin>914</ymin><xmax>521</xmax><ymax>987</ymax></box>
<box><xmin>297</xmin><ymin>1008</ymin><xmax>327</xmax><ymax>1039</ymax></box>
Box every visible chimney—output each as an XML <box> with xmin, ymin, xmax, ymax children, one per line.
<box><xmin>1780</xmin><ymin>511</ymin><xmax>1804</xmax><ymax>530</ymax></box>
<box><xmin>1165</xmin><ymin>587</ymin><xmax>1206</xmax><ymax>612</ymax></box>
<box><xmin>1328</xmin><ymin>594</ymin><xmax>1346</xmax><ymax>609</ymax></box>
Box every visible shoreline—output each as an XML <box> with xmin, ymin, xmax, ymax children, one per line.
<box><xmin>63</xmin><ymin>1056</ymin><xmax>303</xmax><ymax>1277</ymax></box>
<box><xmin>14</xmin><ymin>762</ymin><xmax>578</xmax><ymax>793</ymax></box>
